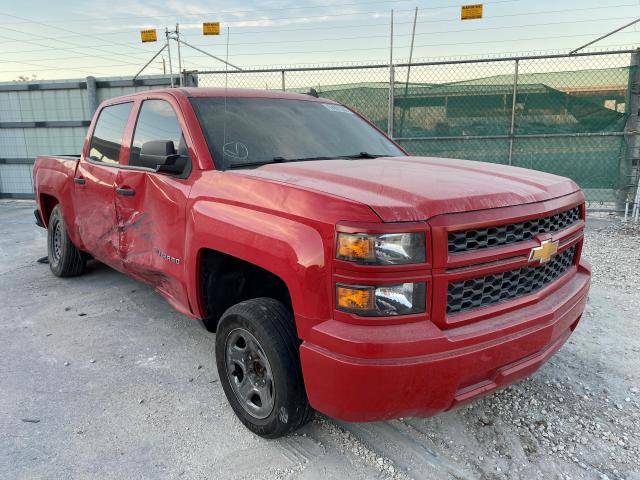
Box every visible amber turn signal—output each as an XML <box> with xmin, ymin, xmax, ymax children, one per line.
<box><xmin>337</xmin><ymin>234</ymin><xmax>375</xmax><ymax>262</ymax></box>
<box><xmin>336</xmin><ymin>285</ymin><xmax>375</xmax><ymax>312</ymax></box>
<box><xmin>336</xmin><ymin>282</ymin><xmax>426</xmax><ymax>317</ymax></box>
<box><xmin>336</xmin><ymin>232</ymin><xmax>426</xmax><ymax>265</ymax></box>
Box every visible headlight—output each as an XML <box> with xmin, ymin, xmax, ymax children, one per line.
<box><xmin>336</xmin><ymin>282</ymin><xmax>426</xmax><ymax>316</ymax></box>
<box><xmin>336</xmin><ymin>232</ymin><xmax>426</xmax><ymax>265</ymax></box>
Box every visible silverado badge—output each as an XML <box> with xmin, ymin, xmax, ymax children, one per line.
<box><xmin>529</xmin><ymin>239</ymin><xmax>559</xmax><ymax>264</ymax></box>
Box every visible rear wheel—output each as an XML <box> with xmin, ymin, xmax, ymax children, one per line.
<box><xmin>215</xmin><ymin>298</ymin><xmax>313</xmax><ymax>438</ymax></box>
<box><xmin>47</xmin><ymin>205</ymin><xmax>86</xmax><ymax>277</ymax></box>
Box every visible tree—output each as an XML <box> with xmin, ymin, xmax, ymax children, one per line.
<box><xmin>14</xmin><ymin>74</ymin><xmax>38</xmax><ymax>82</ymax></box>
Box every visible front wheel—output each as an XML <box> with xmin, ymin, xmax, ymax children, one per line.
<box><xmin>47</xmin><ymin>204</ymin><xmax>86</xmax><ymax>277</ymax></box>
<box><xmin>215</xmin><ymin>298</ymin><xmax>313</xmax><ymax>438</ymax></box>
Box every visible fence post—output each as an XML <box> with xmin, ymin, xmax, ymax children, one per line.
<box><xmin>507</xmin><ymin>59</ymin><xmax>519</xmax><ymax>166</ymax></box>
<box><xmin>281</xmin><ymin>70</ymin><xmax>286</xmax><ymax>91</ymax></box>
<box><xmin>184</xmin><ymin>72</ymin><xmax>198</xmax><ymax>87</ymax></box>
<box><xmin>388</xmin><ymin>9</ymin><xmax>394</xmax><ymax>138</ymax></box>
<box><xmin>620</xmin><ymin>49</ymin><xmax>640</xmax><ymax>213</ymax></box>
<box><xmin>85</xmin><ymin>76</ymin><xmax>98</xmax><ymax>118</ymax></box>
<box><xmin>388</xmin><ymin>67</ymin><xmax>395</xmax><ymax>138</ymax></box>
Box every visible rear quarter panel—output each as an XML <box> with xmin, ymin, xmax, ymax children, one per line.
<box><xmin>33</xmin><ymin>156</ymin><xmax>80</xmax><ymax>240</ymax></box>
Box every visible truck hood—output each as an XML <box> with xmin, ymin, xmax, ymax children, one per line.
<box><xmin>233</xmin><ymin>156</ymin><xmax>580</xmax><ymax>222</ymax></box>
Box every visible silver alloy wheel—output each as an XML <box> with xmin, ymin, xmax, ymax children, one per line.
<box><xmin>225</xmin><ymin>327</ymin><xmax>275</xmax><ymax>419</ymax></box>
<box><xmin>52</xmin><ymin>221</ymin><xmax>62</xmax><ymax>263</ymax></box>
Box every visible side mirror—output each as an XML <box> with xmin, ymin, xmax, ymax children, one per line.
<box><xmin>138</xmin><ymin>140</ymin><xmax>185</xmax><ymax>173</ymax></box>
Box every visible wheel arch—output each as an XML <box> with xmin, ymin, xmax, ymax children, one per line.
<box><xmin>39</xmin><ymin>193</ymin><xmax>59</xmax><ymax>227</ymax></box>
<box><xmin>196</xmin><ymin>247</ymin><xmax>294</xmax><ymax>332</ymax></box>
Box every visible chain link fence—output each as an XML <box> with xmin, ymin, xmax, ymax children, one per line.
<box><xmin>1</xmin><ymin>51</ymin><xmax>638</xmax><ymax>214</ymax></box>
<box><xmin>196</xmin><ymin>49</ymin><xmax>640</xmax><ymax>212</ymax></box>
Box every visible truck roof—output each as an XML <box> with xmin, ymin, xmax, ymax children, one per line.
<box><xmin>115</xmin><ymin>87</ymin><xmax>337</xmax><ymax>103</ymax></box>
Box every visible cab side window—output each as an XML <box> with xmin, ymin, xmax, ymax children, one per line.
<box><xmin>88</xmin><ymin>102</ymin><xmax>133</xmax><ymax>164</ymax></box>
<box><xmin>130</xmin><ymin>100</ymin><xmax>186</xmax><ymax>167</ymax></box>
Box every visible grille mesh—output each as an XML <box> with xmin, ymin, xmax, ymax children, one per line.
<box><xmin>447</xmin><ymin>245</ymin><xmax>576</xmax><ymax>315</ymax></box>
<box><xmin>448</xmin><ymin>207</ymin><xmax>580</xmax><ymax>254</ymax></box>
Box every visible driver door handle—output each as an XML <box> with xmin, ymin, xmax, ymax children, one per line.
<box><xmin>115</xmin><ymin>186</ymin><xmax>135</xmax><ymax>197</ymax></box>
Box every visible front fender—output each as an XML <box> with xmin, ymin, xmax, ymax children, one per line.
<box><xmin>185</xmin><ymin>200</ymin><xmax>332</xmax><ymax>336</ymax></box>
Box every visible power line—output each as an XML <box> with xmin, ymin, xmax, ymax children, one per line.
<box><xmin>138</xmin><ymin>30</ymin><xmax>640</xmax><ymax>59</ymax></box>
<box><xmin>219</xmin><ymin>43</ymin><xmax>637</xmax><ymax>70</ymax></box>
<box><xmin>2</xmin><ymin>8</ymin><xmax>417</xmax><ymax>32</ymax></box>
<box><xmin>1</xmin><ymin>4</ymin><xmax>638</xmax><ymax>78</ymax></box>
<box><xmin>0</xmin><ymin>31</ymin><xmax>156</xmax><ymax>68</ymax></box>
<box><xmin>2</xmin><ymin>3</ymin><xmax>636</xmax><ymax>63</ymax></box>
<box><xmin>0</xmin><ymin>12</ymin><xmax>162</xmax><ymax>58</ymax></box>
<box><xmin>0</xmin><ymin>2</ymin><xmax>635</xmax><ymax>47</ymax></box>
<box><xmin>0</xmin><ymin>33</ymin><xmax>153</xmax><ymax>70</ymax></box>
<box><xmin>184</xmin><ymin>2</ymin><xmax>639</xmax><ymax>31</ymax></box>
<box><xmin>3</xmin><ymin>15</ymin><xmax>632</xmax><ymax>57</ymax></box>
<box><xmin>0</xmin><ymin>0</ymin><xmax>523</xmax><ymax>25</ymax></box>
<box><xmin>0</xmin><ymin>61</ymin><xmax>164</xmax><ymax>75</ymax></box>
<box><xmin>0</xmin><ymin>17</ymin><xmax>426</xmax><ymax>44</ymax></box>
<box><xmin>2</xmin><ymin>42</ymin><xmax>635</xmax><ymax>77</ymax></box>
<box><xmin>3</xmin><ymin>27</ymin><xmax>637</xmax><ymax>72</ymax></box>
<box><xmin>184</xmin><ymin>16</ymin><xmax>636</xmax><ymax>48</ymax></box>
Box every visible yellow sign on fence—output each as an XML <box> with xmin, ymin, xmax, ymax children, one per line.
<box><xmin>203</xmin><ymin>22</ymin><xmax>221</xmax><ymax>35</ymax></box>
<box><xmin>461</xmin><ymin>4</ymin><xmax>483</xmax><ymax>20</ymax></box>
<box><xmin>140</xmin><ymin>29</ymin><xmax>158</xmax><ymax>43</ymax></box>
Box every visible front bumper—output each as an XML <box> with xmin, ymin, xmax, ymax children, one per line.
<box><xmin>300</xmin><ymin>260</ymin><xmax>590</xmax><ymax>422</ymax></box>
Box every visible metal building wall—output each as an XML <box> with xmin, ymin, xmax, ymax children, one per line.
<box><xmin>0</xmin><ymin>75</ymin><xmax>173</xmax><ymax>198</ymax></box>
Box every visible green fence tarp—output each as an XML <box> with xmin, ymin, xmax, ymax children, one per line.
<box><xmin>310</xmin><ymin>65</ymin><xmax>636</xmax><ymax>204</ymax></box>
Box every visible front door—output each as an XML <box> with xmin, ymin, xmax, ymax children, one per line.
<box><xmin>74</xmin><ymin>101</ymin><xmax>134</xmax><ymax>270</ymax></box>
<box><xmin>114</xmin><ymin>98</ymin><xmax>192</xmax><ymax>312</ymax></box>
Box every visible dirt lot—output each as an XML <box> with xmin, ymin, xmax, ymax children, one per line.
<box><xmin>1</xmin><ymin>200</ymin><xmax>639</xmax><ymax>480</ymax></box>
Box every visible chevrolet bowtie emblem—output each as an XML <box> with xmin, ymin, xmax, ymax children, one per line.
<box><xmin>529</xmin><ymin>239</ymin><xmax>559</xmax><ymax>264</ymax></box>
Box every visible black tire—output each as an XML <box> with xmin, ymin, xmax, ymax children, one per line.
<box><xmin>215</xmin><ymin>298</ymin><xmax>313</xmax><ymax>438</ymax></box>
<box><xmin>47</xmin><ymin>204</ymin><xmax>86</xmax><ymax>277</ymax></box>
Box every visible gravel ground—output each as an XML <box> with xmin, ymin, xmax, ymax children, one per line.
<box><xmin>1</xmin><ymin>201</ymin><xmax>638</xmax><ymax>480</ymax></box>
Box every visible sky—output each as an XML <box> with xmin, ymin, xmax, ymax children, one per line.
<box><xmin>0</xmin><ymin>0</ymin><xmax>639</xmax><ymax>81</ymax></box>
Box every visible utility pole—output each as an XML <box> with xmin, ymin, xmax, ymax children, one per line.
<box><xmin>388</xmin><ymin>9</ymin><xmax>395</xmax><ymax>138</ymax></box>
<box><xmin>165</xmin><ymin>27</ymin><xmax>174</xmax><ymax>87</ymax></box>
<box><xmin>176</xmin><ymin>23</ymin><xmax>183</xmax><ymax>86</ymax></box>
<box><xmin>399</xmin><ymin>6</ymin><xmax>418</xmax><ymax>136</ymax></box>
<box><xmin>135</xmin><ymin>22</ymin><xmax>241</xmax><ymax>82</ymax></box>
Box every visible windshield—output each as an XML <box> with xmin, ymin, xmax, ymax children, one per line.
<box><xmin>190</xmin><ymin>97</ymin><xmax>404</xmax><ymax>169</ymax></box>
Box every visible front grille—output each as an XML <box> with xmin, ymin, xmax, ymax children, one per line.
<box><xmin>447</xmin><ymin>245</ymin><xmax>576</xmax><ymax>315</ymax></box>
<box><xmin>448</xmin><ymin>207</ymin><xmax>580</xmax><ymax>254</ymax></box>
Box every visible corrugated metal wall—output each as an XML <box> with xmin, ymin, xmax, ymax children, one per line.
<box><xmin>0</xmin><ymin>75</ymin><xmax>174</xmax><ymax>198</ymax></box>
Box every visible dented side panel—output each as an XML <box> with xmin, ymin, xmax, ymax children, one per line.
<box><xmin>72</xmin><ymin>161</ymin><xmax>122</xmax><ymax>270</ymax></box>
<box><xmin>114</xmin><ymin>168</ymin><xmax>192</xmax><ymax>314</ymax></box>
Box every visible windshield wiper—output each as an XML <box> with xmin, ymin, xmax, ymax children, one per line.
<box><xmin>226</xmin><ymin>156</ymin><xmax>339</xmax><ymax>169</ymax></box>
<box><xmin>340</xmin><ymin>152</ymin><xmax>387</xmax><ymax>159</ymax></box>
<box><xmin>226</xmin><ymin>160</ymin><xmax>280</xmax><ymax>169</ymax></box>
<box><xmin>225</xmin><ymin>152</ymin><xmax>390</xmax><ymax>169</ymax></box>
<box><xmin>271</xmin><ymin>152</ymin><xmax>389</xmax><ymax>162</ymax></box>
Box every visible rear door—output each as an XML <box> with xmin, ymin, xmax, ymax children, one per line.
<box><xmin>74</xmin><ymin>101</ymin><xmax>134</xmax><ymax>270</ymax></box>
<box><xmin>114</xmin><ymin>97</ymin><xmax>193</xmax><ymax>312</ymax></box>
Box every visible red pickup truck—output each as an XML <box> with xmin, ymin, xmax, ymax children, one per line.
<box><xmin>33</xmin><ymin>88</ymin><xmax>590</xmax><ymax>438</ymax></box>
